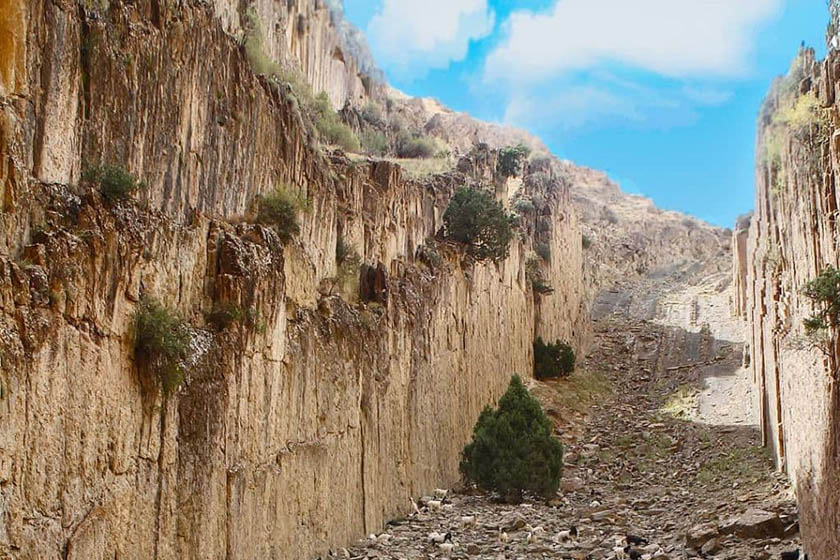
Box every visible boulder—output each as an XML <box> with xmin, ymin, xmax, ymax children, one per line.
<box><xmin>685</xmin><ymin>523</ymin><xmax>719</xmax><ymax>549</ymax></box>
<box><xmin>499</xmin><ymin>512</ymin><xmax>527</xmax><ymax>532</ymax></box>
<box><xmin>719</xmin><ymin>509</ymin><xmax>785</xmax><ymax>539</ymax></box>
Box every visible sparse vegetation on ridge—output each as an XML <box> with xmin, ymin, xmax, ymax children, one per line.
<box><xmin>497</xmin><ymin>144</ymin><xmax>531</xmax><ymax>178</ymax></box>
<box><xmin>243</xmin><ymin>10</ymin><xmax>359</xmax><ymax>152</ymax></box>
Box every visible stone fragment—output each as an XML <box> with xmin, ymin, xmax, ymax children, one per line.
<box><xmin>499</xmin><ymin>512</ymin><xmax>527</xmax><ymax>532</ymax></box>
<box><xmin>719</xmin><ymin>509</ymin><xmax>785</xmax><ymax>539</ymax></box>
<box><xmin>685</xmin><ymin>523</ymin><xmax>719</xmax><ymax>549</ymax></box>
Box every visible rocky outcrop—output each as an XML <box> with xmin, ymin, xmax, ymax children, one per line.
<box><xmin>0</xmin><ymin>1</ymin><xmax>586</xmax><ymax>558</ymax></box>
<box><xmin>564</xmin><ymin>163</ymin><xmax>730</xmax><ymax>306</ymax></box>
<box><xmin>746</xmin><ymin>47</ymin><xmax>840</xmax><ymax>560</ymax></box>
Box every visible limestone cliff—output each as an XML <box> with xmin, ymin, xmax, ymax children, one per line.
<box><xmin>746</xmin><ymin>47</ymin><xmax>840</xmax><ymax>559</ymax></box>
<box><xmin>0</xmin><ymin>1</ymin><xmax>586</xmax><ymax>558</ymax></box>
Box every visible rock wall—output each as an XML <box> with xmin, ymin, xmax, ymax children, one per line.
<box><xmin>0</xmin><ymin>1</ymin><xmax>586</xmax><ymax>558</ymax></box>
<box><xmin>746</xmin><ymin>47</ymin><xmax>840</xmax><ymax>560</ymax></box>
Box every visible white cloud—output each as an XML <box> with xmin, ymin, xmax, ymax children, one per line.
<box><xmin>485</xmin><ymin>0</ymin><xmax>783</xmax><ymax>83</ymax></box>
<box><xmin>503</xmin><ymin>79</ymin><xmax>700</xmax><ymax>132</ymax></box>
<box><xmin>367</xmin><ymin>0</ymin><xmax>494</xmax><ymax>79</ymax></box>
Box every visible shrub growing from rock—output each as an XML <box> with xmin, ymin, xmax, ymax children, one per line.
<box><xmin>133</xmin><ymin>297</ymin><xmax>191</xmax><ymax>395</ymax></box>
<box><xmin>257</xmin><ymin>188</ymin><xmax>302</xmax><ymax>244</ymax></box>
<box><xmin>801</xmin><ymin>265</ymin><xmax>840</xmax><ymax>344</ymax></box>
<box><xmin>396</xmin><ymin>134</ymin><xmax>437</xmax><ymax>159</ymax></box>
<box><xmin>460</xmin><ymin>374</ymin><xmax>564</xmax><ymax>502</ymax></box>
<box><xmin>360</xmin><ymin>129</ymin><xmax>389</xmax><ymax>156</ymax></box>
<box><xmin>442</xmin><ymin>188</ymin><xmax>515</xmax><ymax>262</ymax></box>
<box><xmin>526</xmin><ymin>257</ymin><xmax>554</xmax><ymax>295</ymax></box>
<box><xmin>84</xmin><ymin>164</ymin><xmax>144</xmax><ymax>202</ymax></box>
<box><xmin>497</xmin><ymin>144</ymin><xmax>531</xmax><ymax>178</ymax></box>
<box><xmin>533</xmin><ymin>337</ymin><xmax>575</xmax><ymax>379</ymax></box>
<box><xmin>313</xmin><ymin>93</ymin><xmax>360</xmax><ymax>152</ymax></box>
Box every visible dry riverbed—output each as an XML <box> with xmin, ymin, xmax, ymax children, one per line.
<box><xmin>321</xmin><ymin>309</ymin><xmax>800</xmax><ymax>560</ymax></box>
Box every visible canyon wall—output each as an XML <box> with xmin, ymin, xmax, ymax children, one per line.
<box><xmin>745</xmin><ymin>48</ymin><xmax>840</xmax><ymax>559</ymax></box>
<box><xmin>0</xmin><ymin>1</ymin><xmax>586</xmax><ymax>558</ymax></box>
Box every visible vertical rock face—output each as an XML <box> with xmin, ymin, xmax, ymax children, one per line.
<box><xmin>732</xmin><ymin>213</ymin><xmax>751</xmax><ymax>320</ymax></box>
<box><xmin>747</xmin><ymin>48</ymin><xmax>840</xmax><ymax>560</ymax></box>
<box><xmin>0</xmin><ymin>1</ymin><xmax>585</xmax><ymax>558</ymax></box>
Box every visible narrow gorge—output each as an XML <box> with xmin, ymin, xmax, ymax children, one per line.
<box><xmin>0</xmin><ymin>1</ymin><xmax>837</xmax><ymax>559</ymax></box>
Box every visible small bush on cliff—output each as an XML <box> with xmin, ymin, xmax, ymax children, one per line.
<box><xmin>442</xmin><ymin>188</ymin><xmax>515</xmax><ymax>262</ymax></box>
<box><xmin>460</xmin><ymin>374</ymin><xmax>564</xmax><ymax>502</ymax></box>
<box><xmin>526</xmin><ymin>256</ymin><xmax>554</xmax><ymax>295</ymax></box>
<box><xmin>206</xmin><ymin>303</ymin><xmax>246</xmax><ymax>331</ymax></box>
<box><xmin>360</xmin><ymin>101</ymin><xmax>385</xmax><ymax>126</ymax></box>
<box><xmin>134</xmin><ymin>297</ymin><xmax>192</xmax><ymax>395</ymax></box>
<box><xmin>336</xmin><ymin>236</ymin><xmax>362</xmax><ymax>297</ymax></box>
<box><xmin>533</xmin><ymin>337</ymin><xmax>575</xmax><ymax>379</ymax></box>
<box><xmin>535</xmin><ymin>242</ymin><xmax>551</xmax><ymax>263</ymax></box>
<box><xmin>801</xmin><ymin>265</ymin><xmax>840</xmax><ymax>344</ymax></box>
<box><xmin>313</xmin><ymin>93</ymin><xmax>360</xmax><ymax>152</ymax></box>
<box><xmin>360</xmin><ymin>129</ymin><xmax>389</xmax><ymax>156</ymax></box>
<box><xmin>84</xmin><ymin>164</ymin><xmax>145</xmax><ymax>202</ymax></box>
<box><xmin>396</xmin><ymin>134</ymin><xmax>437</xmax><ymax>159</ymax></box>
<box><xmin>257</xmin><ymin>188</ymin><xmax>302</xmax><ymax>244</ymax></box>
<box><xmin>497</xmin><ymin>144</ymin><xmax>531</xmax><ymax>178</ymax></box>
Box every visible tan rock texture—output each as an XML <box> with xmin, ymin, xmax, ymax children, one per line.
<box><xmin>0</xmin><ymin>1</ymin><xmax>585</xmax><ymax>558</ymax></box>
<box><xmin>747</xmin><ymin>47</ymin><xmax>840</xmax><ymax>560</ymax></box>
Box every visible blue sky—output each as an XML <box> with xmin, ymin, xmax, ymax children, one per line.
<box><xmin>342</xmin><ymin>0</ymin><xmax>829</xmax><ymax>227</ymax></box>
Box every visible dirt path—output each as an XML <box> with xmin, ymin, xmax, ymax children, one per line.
<box><xmin>330</xmin><ymin>271</ymin><xmax>800</xmax><ymax>560</ymax></box>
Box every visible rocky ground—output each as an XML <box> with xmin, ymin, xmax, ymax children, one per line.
<box><xmin>320</xmin><ymin>268</ymin><xmax>801</xmax><ymax>560</ymax></box>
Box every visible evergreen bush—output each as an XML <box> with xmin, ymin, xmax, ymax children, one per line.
<box><xmin>442</xmin><ymin>188</ymin><xmax>515</xmax><ymax>262</ymax></box>
<box><xmin>533</xmin><ymin>337</ymin><xmax>575</xmax><ymax>379</ymax></box>
<box><xmin>460</xmin><ymin>374</ymin><xmax>564</xmax><ymax>502</ymax></box>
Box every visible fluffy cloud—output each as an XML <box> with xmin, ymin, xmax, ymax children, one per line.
<box><xmin>485</xmin><ymin>0</ymin><xmax>782</xmax><ymax>83</ymax></box>
<box><xmin>367</xmin><ymin>0</ymin><xmax>494</xmax><ymax>79</ymax></box>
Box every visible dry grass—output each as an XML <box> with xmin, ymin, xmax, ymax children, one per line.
<box><xmin>542</xmin><ymin>368</ymin><xmax>612</xmax><ymax>415</ymax></box>
<box><xmin>388</xmin><ymin>157</ymin><xmax>453</xmax><ymax>179</ymax></box>
<box><xmin>660</xmin><ymin>384</ymin><xmax>698</xmax><ymax>419</ymax></box>
<box><xmin>696</xmin><ymin>446</ymin><xmax>773</xmax><ymax>485</ymax></box>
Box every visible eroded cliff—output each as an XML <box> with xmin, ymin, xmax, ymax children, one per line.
<box><xmin>745</xmin><ymin>47</ymin><xmax>840</xmax><ymax>559</ymax></box>
<box><xmin>0</xmin><ymin>1</ymin><xmax>586</xmax><ymax>558</ymax></box>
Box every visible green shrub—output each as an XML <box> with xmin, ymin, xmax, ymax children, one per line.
<box><xmin>535</xmin><ymin>242</ymin><xmax>551</xmax><ymax>263</ymax></box>
<box><xmin>360</xmin><ymin>129</ymin><xmax>389</xmax><ymax>156</ymax></box>
<box><xmin>336</xmin><ymin>236</ymin><xmax>361</xmax><ymax>295</ymax></box>
<box><xmin>206</xmin><ymin>303</ymin><xmax>246</xmax><ymax>331</ymax></box>
<box><xmin>257</xmin><ymin>188</ymin><xmax>302</xmax><ymax>244</ymax></box>
<box><xmin>497</xmin><ymin>144</ymin><xmax>531</xmax><ymax>178</ymax></box>
<box><xmin>526</xmin><ymin>257</ymin><xmax>554</xmax><ymax>295</ymax></box>
<box><xmin>396</xmin><ymin>134</ymin><xmax>436</xmax><ymax>159</ymax></box>
<box><xmin>533</xmin><ymin>337</ymin><xmax>575</xmax><ymax>379</ymax></box>
<box><xmin>84</xmin><ymin>164</ymin><xmax>144</xmax><ymax>202</ymax></box>
<box><xmin>513</xmin><ymin>198</ymin><xmax>535</xmax><ymax>214</ymax></box>
<box><xmin>360</xmin><ymin>101</ymin><xmax>384</xmax><ymax>125</ymax></box>
<box><xmin>442</xmin><ymin>188</ymin><xmax>515</xmax><ymax>262</ymax></box>
<box><xmin>133</xmin><ymin>297</ymin><xmax>191</xmax><ymax>395</ymax></box>
<box><xmin>581</xmin><ymin>234</ymin><xmax>592</xmax><ymax>250</ymax></box>
<box><xmin>460</xmin><ymin>374</ymin><xmax>564</xmax><ymax>502</ymax></box>
<box><xmin>801</xmin><ymin>265</ymin><xmax>840</xmax><ymax>338</ymax></box>
<box><xmin>316</xmin><ymin>116</ymin><xmax>360</xmax><ymax>152</ymax></box>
